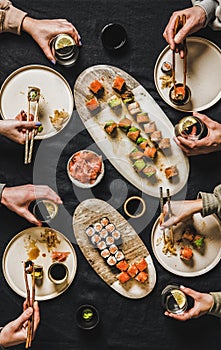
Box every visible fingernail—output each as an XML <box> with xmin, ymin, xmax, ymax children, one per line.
<box><xmin>50</xmin><ymin>59</ymin><xmax>56</xmax><ymax>65</ymax></box>
<box><xmin>35</xmin><ymin>122</ymin><xmax>42</xmax><ymax>126</ymax></box>
<box><xmin>25</xmin><ymin>308</ymin><xmax>33</xmax><ymax>316</ymax></box>
<box><xmin>79</xmin><ymin>40</ymin><xmax>82</xmax><ymax>46</ymax></box>
<box><xmin>180</xmin><ymin>285</ymin><xmax>185</xmax><ymax>289</ymax></box>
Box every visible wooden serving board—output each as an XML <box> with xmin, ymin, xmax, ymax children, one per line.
<box><xmin>74</xmin><ymin>64</ymin><xmax>189</xmax><ymax>197</ymax></box>
<box><xmin>73</xmin><ymin>198</ymin><xmax>156</xmax><ymax>299</ymax></box>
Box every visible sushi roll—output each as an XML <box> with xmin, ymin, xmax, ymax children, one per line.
<box><xmin>111</xmin><ymin>230</ymin><xmax>121</xmax><ymax>244</ymax></box>
<box><xmin>165</xmin><ymin>165</ymin><xmax>178</xmax><ymax>179</ymax></box>
<box><xmin>127</xmin><ymin>101</ymin><xmax>141</xmax><ymax>116</ymax></box>
<box><xmin>109</xmin><ymin>244</ymin><xmax>118</xmax><ymax>255</ymax></box>
<box><xmin>129</xmin><ymin>148</ymin><xmax>144</xmax><ymax>162</ymax></box>
<box><xmin>99</xmin><ymin>228</ymin><xmax>108</xmax><ymax>239</ymax></box>
<box><xmin>133</xmin><ymin>159</ymin><xmax>146</xmax><ymax>173</ymax></box>
<box><xmin>85</xmin><ymin>226</ymin><xmax>95</xmax><ymax>237</ymax></box>
<box><xmin>143</xmin><ymin>147</ymin><xmax>157</xmax><ymax>160</ymax></box>
<box><xmin>193</xmin><ymin>234</ymin><xmax>204</xmax><ymax>250</ymax></box>
<box><xmin>135</xmin><ymin>271</ymin><xmax>148</xmax><ymax>283</ymax></box>
<box><xmin>116</xmin><ymin>260</ymin><xmax>129</xmax><ymax>271</ymax></box>
<box><xmin>107</xmin><ymin>255</ymin><xmax>117</xmax><ymax>266</ymax></box>
<box><xmin>85</xmin><ymin>97</ymin><xmax>100</xmax><ymax>115</ymax></box>
<box><xmin>100</xmin><ymin>217</ymin><xmax>110</xmax><ymax>226</ymax></box>
<box><xmin>89</xmin><ymin>80</ymin><xmax>104</xmax><ymax>98</ymax></box>
<box><xmin>121</xmin><ymin>90</ymin><xmax>134</xmax><ymax>105</ymax></box>
<box><xmin>115</xmin><ymin>250</ymin><xmax>124</xmax><ymax>262</ymax></box>
<box><xmin>136</xmin><ymin>112</ymin><xmax>150</xmax><ymax>125</ymax></box>
<box><xmin>104</xmin><ymin>121</ymin><xmax>118</xmax><ymax>136</ymax></box>
<box><xmin>158</xmin><ymin>138</ymin><xmax>171</xmax><ymax>150</ymax></box>
<box><xmin>137</xmin><ymin>138</ymin><xmax>150</xmax><ymax>150</ymax></box>
<box><xmin>118</xmin><ymin>117</ymin><xmax>132</xmax><ymax>133</ymax></box>
<box><xmin>107</xmin><ymin>95</ymin><xmax>122</xmax><ymax>114</ymax></box>
<box><xmin>180</xmin><ymin>246</ymin><xmax>193</xmax><ymax>261</ymax></box>
<box><xmin>106</xmin><ymin>223</ymin><xmax>115</xmax><ymax>233</ymax></box>
<box><xmin>112</xmin><ymin>75</ymin><xmax>126</xmax><ymax>94</ymax></box>
<box><xmin>161</xmin><ymin>61</ymin><xmax>172</xmax><ymax>75</ymax></box>
<box><xmin>93</xmin><ymin>222</ymin><xmax>103</xmax><ymax>233</ymax></box>
<box><xmin>127</xmin><ymin>264</ymin><xmax>139</xmax><ymax>278</ymax></box>
<box><xmin>135</xmin><ymin>258</ymin><xmax>148</xmax><ymax>272</ymax></box>
<box><xmin>97</xmin><ymin>240</ymin><xmax>107</xmax><ymax>251</ymax></box>
<box><xmin>117</xmin><ymin>271</ymin><xmax>131</xmax><ymax>283</ymax></box>
<box><xmin>91</xmin><ymin>234</ymin><xmax>101</xmax><ymax>246</ymax></box>
<box><xmin>101</xmin><ymin>248</ymin><xmax>110</xmax><ymax>259</ymax></box>
<box><xmin>182</xmin><ymin>226</ymin><xmax>195</xmax><ymax>242</ymax></box>
<box><xmin>150</xmin><ymin>130</ymin><xmax>162</xmax><ymax>143</ymax></box>
<box><xmin>144</xmin><ymin>121</ymin><xmax>156</xmax><ymax>134</ymax></box>
<box><xmin>127</xmin><ymin>127</ymin><xmax>141</xmax><ymax>142</ymax></box>
<box><xmin>143</xmin><ymin>165</ymin><xmax>156</xmax><ymax>178</ymax></box>
<box><xmin>106</xmin><ymin>235</ymin><xmax>115</xmax><ymax>246</ymax></box>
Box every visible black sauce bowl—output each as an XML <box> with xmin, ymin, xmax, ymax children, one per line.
<box><xmin>101</xmin><ymin>23</ymin><xmax>127</xmax><ymax>50</ymax></box>
<box><xmin>76</xmin><ymin>304</ymin><xmax>99</xmax><ymax>330</ymax></box>
<box><xmin>169</xmin><ymin>83</ymin><xmax>191</xmax><ymax>106</ymax></box>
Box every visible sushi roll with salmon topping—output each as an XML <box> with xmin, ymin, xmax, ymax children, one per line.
<box><xmin>143</xmin><ymin>165</ymin><xmax>156</xmax><ymax>178</ymax></box>
<box><xmin>144</xmin><ymin>121</ymin><xmax>157</xmax><ymax>134</ymax></box>
<box><xmin>109</xmin><ymin>244</ymin><xmax>118</xmax><ymax>255</ymax></box>
<box><xmin>116</xmin><ymin>260</ymin><xmax>129</xmax><ymax>271</ymax></box>
<box><xmin>117</xmin><ymin>271</ymin><xmax>131</xmax><ymax>283</ymax></box>
<box><xmin>161</xmin><ymin>61</ymin><xmax>172</xmax><ymax>75</ymax></box>
<box><xmin>137</xmin><ymin>138</ymin><xmax>150</xmax><ymax>150</ymax></box>
<box><xmin>127</xmin><ymin>263</ymin><xmax>139</xmax><ymax>278</ymax></box>
<box><xmin>143</xmin><ymin>147</ymin><xmax>157</xmax><ymax>160</ymax></box>
<box><xmin>86</xmin><ymin>226</ymin><xmax>95</xmax><ymax>237</ymax></box>
<box><xmin>136</xmin><ymin>112</ymin><xmax>150</xmax><ymax>125</ymax></box>
<box><xmin>121</xmin><ymin>90</ymin><xmax>134</xmax><ymax>105</ymax></box>
<box><xmin>97</xmin><ymin>240</ymin><xmax>107</xmax><ymax>251</ymax></box>
<box><xmin>127</xmin><ymin>127</ymin><xmax>141</xmax><ymax>142</ymax></box>
<box><xmin>85</xmin><ymin>97</ymin><xmax>101</xmax><ymax>115</ymax></box>
<box><xmin>100</xmin><ymin>217</ymin><xmax>110</xmax><ymax>226</ymax></box>
<box><xmin>93</xmin><ymin>222</ymin><xmax>103</xmax><ymax>233</ymax></box>
<box><xmin>112</xmin><ymin>75</ymin><xmax>126</xmax><ymax>94</ymax></box>
<box><xmin>89</xmin><ymin>80</ymin><xmax>104</xmax><ymax>98</ymax></box>
<box><xmin>182</xmin><ymin>226</ymin><xmax>195</xmax><ymax>242</ymax></box>
<box><xmin>108</xmin><ymin>95</ymin><xmax>122</xmax><ymax>114</ymax></box>
<box><xmin>107</xmin><ymin>255</ymin><xmax>117</xmax><ymax>266</ymax></box>
<box><xmin>129</xmin><ymin>148</ymin><xmax>144</xmax><ymax>162</ymax></box>
<box><xmin>180</xmin><ymin>246</ymin><xmax>193</xmax><ymax>261</ymax></box>
<box><xmin>135</xmin><ymin>258</ymin><xmax>148</xmax><ymax>272</ymax></box>
<box><xmin>193</xmin><ymin>234</ymin><xmax>204</xmax><ymax>250</ymax></box>
<box><xmin>115</xmin><ymin>250</ymin><xmax>124</xmax><ymax>262</ymax></box>
<box><xmin>104</xmin><ymin>121</ymin><xmax>118</xmax><ymax>137</ymax></box>
<box><xmin>135</xmin><ymin>271</ymin><xmax>148</xmax><ymax>283</ymax></box>
<box><xmin>165</xmin><ymin>165</ymin><xmax>178</xmax><ymax>179</ymax></box>
<box><xmin>101</xmin><ymin>248</ymin><xmax>110</xmax><ymax>259</ymax></box>
<box><xmin>118</xmin><ymin>117</ymin><xmax>132</xmax><ymax>133</ymax></box>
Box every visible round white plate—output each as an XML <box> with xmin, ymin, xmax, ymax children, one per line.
<box><xmin>2</xmin><ymin>227</ymin><xmax>77</xmax><ymax>300</ymax></box>
<box><xmin>0</xmin><ymin>65</ymin><xmax>74</xmax><ymax>139</ymax></box>
<box><xmin>151</xmin><ymin>213</ymin><xmax>221</xmax><ymax>277</ymax></box>
<box><xmin>67</xmin><ymin>150</ymin><xmax>105</xmax><ymax>188</ymax></box>
<box><xmin>154</xmin><ymin>37</ymin><xmax>221</xmax><ymax>112</ymax></box>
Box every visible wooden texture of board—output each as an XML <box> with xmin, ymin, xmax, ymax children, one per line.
<box><xmin>73</xmin><ymin>198</ymin><xmax>156</xmax><ymax>299</ymax></box>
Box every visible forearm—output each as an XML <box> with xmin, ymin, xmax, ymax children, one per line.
<box><xmin>198</xmin><ymin>184</ymin><xmax>221</xmax><ymax>219</ymax></box>
<box><xmin>191</xmin><ymin>0</ymin><xmax>221</xmax><ymax>29</ymax></box>
<box><xmin>0</xmin><ymin>184</ymin><xmax>6</xmax><ymax>204</ymax></box>
<box><xmin>208</xmin><ymin>292</ymin><xmax>221</xmax><ymax>317</ymax></box>
<box><xmin>0</xmin><ymin>0</ymin><xmax>27</xmax><ymax>34</ymax></box>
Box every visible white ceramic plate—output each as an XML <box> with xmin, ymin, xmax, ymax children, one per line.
<box><xmin>0</xmin><ymin>65</ymin><xmax>74</xmax><ymax>139</ymax></box>
<box><xmin>74</xmin><ymin>64</ymin><xmax>189</xmax><ymax>197</ymax></box>
<box><xmin>154</xmin><ymin>37</ymin><xmax>221</xmax><ymax>112</ymax></box>
<box><xmin>67</xmin><ymin>150</ymin><xmax>105</xmax><ymax>188</ymax></box>
<box><xmin>151</xmin><ymin>213</ymin><xmax>221</xmax><ymax>277</ymax></box>
<box><xmin>2</xmin><ymin>227</ymin><xmax>77</xmax><ymax>300</ymax></box>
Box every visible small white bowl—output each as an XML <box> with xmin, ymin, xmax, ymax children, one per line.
<box><xmin>67</xmin><ymin>150</ymin><xmax>104</xmax><ymax>188</ymax></box>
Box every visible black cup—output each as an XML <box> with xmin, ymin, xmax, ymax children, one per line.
<box><xmin>101</xmin><ymin>23</ymin><xmax>127</xmax><ymax>50</ymax></box>
<box><xmin>76</xmin><ymin>305</ymin><xmax>99</xmax><ymax>330</ymax></box>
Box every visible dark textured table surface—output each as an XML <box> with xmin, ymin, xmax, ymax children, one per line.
<box><xmin>0</xmin><ymin>1</ymin><xmax>221</xmax><ymax>349</ymax></box>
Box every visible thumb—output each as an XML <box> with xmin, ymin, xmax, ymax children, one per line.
<box><xmin>22</xmin><ymin>209</ymin><xmax>42</xmax><ymax>226</ymax></box>
<box><xmin>13</xmin><ymin>308</ymin><xmax>33</xmax><ymax>330</ymax></box>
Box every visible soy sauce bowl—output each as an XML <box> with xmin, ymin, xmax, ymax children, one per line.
<box><xmin>169</xmin><ymin>83</ymin><xmax>191</xmax><ymax>106</ymax></box>
<box><xmin>101</xmin><ymin>23</ymin><xmax>127</xmax><ymax>50</ymax></box>
<box><xmin>76</xmin><ymin>304</ymin><xmax>99</xmax><ymax>330</ymax></box>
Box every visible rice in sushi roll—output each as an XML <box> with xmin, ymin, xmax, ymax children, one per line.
<box><xmin>91</xmin><ymin>234</ymin><xmax>101</xmax><ymax>246</ymax></box>
<box><xmin>101</xmin><ymin>248</ymin><xmax>110</xmax><ymax>259</ymax></box>
<box><xmin>106</xmin><ymin>223</ymin><xmax>115</xmax><ymax>233</ymax></box>
<box><xmin>97</xmin><ymin>240</ymin><xmax>107</xmax><ymax>251</ymax></box>
<box><xmin>115</xmin><ymin>250</ymin><xmax>124</xmax><ymax>262</ymax></box>
<box><xmin>107</xmin><ymin>255</ymin><xmax>117</xmax><ymax>266</ymax></box>
<box><xmin>93</xmin><ymin>222</ymin><xmax>103</xmax><ymax>233</ymax></box>
<box><xmin>109</xmin><ymin>244</ymin><xmax>118</xmax><ymax>255</ymax></box>
<box><xmin>106</xmin><ymin>236</ymin><xmax>115</xmax><ymax>246</ymax></box>
<box><xmin>99</xmin><ymin>228</ymin><xmax>108</xmax><ymax>239</ymax></box>
<box><xmin>111</xmin><ymin>230</ymin><xmax>121</xmax><ymax>244</ymax></box>
<box><xmin>85</xmin><ymin>226</ymin><xmax>95</xmax><ymax>237</ymax></box>
<box><xmin>100</xmin><ymin>217</ymin><xmax>110</xmax><ymax>226</ymax></box>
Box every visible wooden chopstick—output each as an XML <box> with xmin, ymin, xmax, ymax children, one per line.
<box><xmin>182</xmin><ymin>14</ymin><xmax>187</xmax><ymax>90</ymax></box>
<box><xmin>24</xmin><ymin>263</ymin><xmax>35</xmax><ymax>348</ymax></box>
<box><xmin>24</xmin><ymin>101</ymin><xmax>30</xmax><ymax>164</ymax></box>
<box><xmin>27</xmin><ymin>100</ymin><xmax>39</xmax><ymax>164</ymax></box>
<box><xmin>166</xmin><ymin>188</ymin><xmax>174</xmax><ymax>245</ymax></box>
<box><xmin>172</xmin><ymin>15</ymin><xmax>181</xmax><ymax>93</ymax></box>
<box><xmin>159</xmin><ymin>186</ymin><xmax>166</xmax><ymax>244</ymax></box>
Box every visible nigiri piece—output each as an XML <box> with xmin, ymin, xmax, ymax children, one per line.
<box><xmin>180</xmin><ymin>246</ymin><xmax>193</xmax><ymax>260</ymax></box>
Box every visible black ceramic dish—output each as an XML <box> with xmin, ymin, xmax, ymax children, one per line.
<box><xmin>169</xmin><ymin>83</ymin><xmax>191</xmax><ymax>106</ymax></box>
<box><xmin>76</xmin><ymin>304</ymin><xmax>99</xmax><ymax>330</ymax></box>
<box><xmin>101</xmin><ymin>23</ymin><xmax>127</xmax><ymax>50</ymax></box>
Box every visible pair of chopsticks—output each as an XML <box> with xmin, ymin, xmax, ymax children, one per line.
<box><xmin>159</xmin><ymin>187</ymin><xmax>174</xmax><ymax>245</ymax></box>
<box><xmin>172</xmin><ymin>14</ymin><xmax>187</xmax><ymax>95</ymax></box>
<box><xmin>24</xmin><ymin>87</ymin><xmax>40</xmax><ymax>164</ymax></box>
<box><xmin>24</xmin><ymin>262</ymin><xmax>35</xmax><ymax>348</ymax></box>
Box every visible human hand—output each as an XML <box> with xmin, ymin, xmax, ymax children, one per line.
<box><xmin>160</xmin><ymin>199</ymin><xmax>203</xmax><ymax>228</ymax></box>
<box><xmin>174</xmin><ymin>112</ymin><xmax>221</xmax><ymax>156</ymax></box>
<box><xmin>1</xmin><ymin>185</ymin><xmax>62</xmax><ymax>226</ymax></box>
<box><xmin>22</xmin><ymin>17</ymin><xmax>81</xmax><ymax>63</ymax></box>
<box><xmin>163</xmin><ymin>6</ymin><xmax>206</xmax><ymax>57</ymax></box>
<box><xmin>0</xmin><ymin>117</ymin><xmax>41</xmax><ymax>145</ymax></box>
<box><xmin>164</xmin><ymin>285</ymin><xmax>213</xmax><ymax>321</ymax></box>
<box><xmin>0</xmin><ymin>301</ymin><xmax>40</xmax><ymax>348</ymax></box>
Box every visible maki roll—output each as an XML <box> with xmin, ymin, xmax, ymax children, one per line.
<box><xmin>127</xmin><ymin>102</ymin><xmax>141</xmax><ymax>116</ymax></box>
<box><xmin>129</xmin><ymin>148</ymin><xmax>144</xmax><ymax>162</ymax></box>
<box><xmin>143</xmin><ymin>165</ymin><xmax>156</xmax><ymax>178</ymax></box>
<box><xmin>85</xmin><ymin>97</ymin><xmax>100</xmax><ymax>115</ymax></box>
<box><xmin>133</xmin><ymin>159</ymin><xmax>146</xmax><ymax>173</ymax></box>
<box><xmin>100</xmin><ymin>217</ymin><xmax>110</xmax><ymax>226</ymax></box>
<box><xmin>193</xmin><ymin>234</ymin><xmax>204</xmax><ymax>250</ymax></box>
<box><xmin>127</xmin><ymin>264</ymin><xmax>139</xmax><ymax>278</ymax></box>
<box><xmin>115</xmin><ymin>250</ymin><xmax>124</xmax><ymax>262</ymax></box>
<box><xmin>101</xmin><ymin>248</ymin><xmax>110</xmax><ymax>259</ymax></box>
<box><xmin>106</xmin><ymin>235</ymin><xmax>115</xmax><ymax>246</ymax></box>
<box><xmin>161</xmin><ymin>61</ymin><xmax>172</xmax><ymax>75</ymax></box>
<box><xmin>135</xmin><ymin>271</ymin><xmax>148</xmax><ymax>283</ymax></box>
<box><xmin>118</xmin><ymin>117</ymin><xmax>132</xmax><ymax>133</ymax></box>
<box><xmin>182</xmin><ymin>226</ymin><xmax>195</xmax><ymax>242</ymax></box>
<box><xmin>109</xmin><ymin>244</ymin><xmax>118</xmax><ymax>255</ymax></box>
<box><xmin>136</xmin><ymin>112</ymin><xmax>150</xmax><ymax>125</ymax></box>
<box><xmin>107</xmin><ymin>255</ymin><xmax>117</xmax><ymax>266</ymax></box>
<box><xmin>91</xmin><ymin>234</ymin><xmax>101</xmax><ymax>246</ymax></box>
<box><xmin>169</xmin><ymin>84</ymin><xmax>191</xmax><ymax>106</ymax></box>
<box><xmin>111</xmin><ymin>230</ymin><xmax>121</xmax><ymax>243</ymax></box>
<box><xmin>97</xmin><ymin>240</ymin><xmax>107</xmax><ymax>251</ymax></box>
<box><xmin>93</xmin><ymin>222</ymin><xmax>103</xmax><ymax>233</ymax></box>
<box><xmin>106</xmin><ymin>223</ymin><xmax>115</xmax><ymax>233</ymax></box>
<box><xmin>107</xmin><ymin>95</ymin><xmax>122</xmax><ymax>114</ymax></box>
<box><xmin>104</xmin><ymin>121</ymin><xmax>118</xmax><ymax>136</ymax></box>
<box><xmin>165</xmin><ymin>165</ymin><xmax>178</xmax><ymax>179</ymax></box>
<box><xmin>99</xmin><ymin>228</ymin><xmax>108</xmax><ymax>239</ymax></box>
<box><xmin>116</xmin><ymin>260</ymin><xmax>129</xmax><ymax>271</ymax></box>
<box><xmin>121</xmin><ymin>90</ymin><xmax>134</xmax><ymax>105</ymax></box>
<box><xmin>136</xmin><ymin>137</ymin><xmax>150</xmax><ymax>150</ymax></box>
<box><xmin>112</xmin><ymin>75</ymin><xmax>126</xmax><ymax>94</ymax></box>
<box><xmin>150</xmin><ymin>130</ymin><xmax>162</xmax><ymax>143</ymax></box>
<box><xmin>127</xmin><ymin>127</ymin><xmax>141</xmax><ymax>142</ymax></box>
<box><xmin>143</xmin><ymin>147</ymin><xmax>157</xmax><ymax>160</ymax></box>
<box><xmin>86</xmin><ymin>226</ymin><xmax>95</xmax><ymax>237</ymax></box>
<box><xmin>180</xmin><ymin>246</ymin><xmax>193</xmax><ymax>261</ymax></box>
<box><xmin>158</xmin><ymin>138</ymin><xmax>171</xmax><ymax>150</ymax></box>
<box><xmin>117</xmin><ymin>271</ymin><xmax>131</xmax><ymax>283</ymax></box>
<box><xmin>89</xmin><ymin>80</ymin><xmax>104</xmax><ymax>98</ymax></box>
<box><xmin>144</xmin><ymin>121</ymin><xmax>156</xmax><ymax>134</ymax></box>
<box><xmin>135</xmin><ymin>258</ymin><xmax>148</xmax><ymax>272</ymax></box>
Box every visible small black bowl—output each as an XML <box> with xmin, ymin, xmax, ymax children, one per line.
<box><xmin>169</xmin><ymin>83</ymin><xmax>191</xmax><ymax>106</ymax></box>
<box><xmin>101</xmin><ymin>23</ymin><xmax>127</xmax><ymax>50</ymax></box>
<box><xmin>76</xmin><ymin>305</ymin><xmax>99</xmax><ymax>330</ymax></box>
